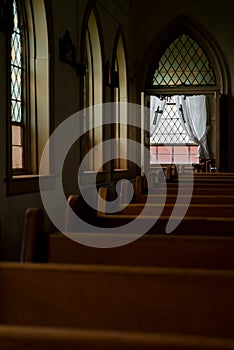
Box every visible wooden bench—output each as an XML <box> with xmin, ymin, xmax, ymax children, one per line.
<box><xmin>117</xmin><ymin>203</ymin><xmax>234</xmax><ymax>218</ymax></box>
<box><xmin>120</xmin><ymin>176</ymin><xmax>234</xmax><ymax>204</ymax></box>
<box><xmin>20</xmin><ymin>208</ymin><xmax>46</xmax><ymax>262</ymax></box>
<box><xmin>46</xmin><ymin>233</ymin><xmax>234</xmax><ymax>269</ymax></box>
<box><xmin>102</xmin><ymin>185</ymin><xmax>234</xmax><ymax>215</ymax></box>
<box><xmin>178</xmin><ymin>178</ymin><xmax>234</xmax><ymax>184</ymax></box>
<box><xmin>145</xmin><ymin>169</ymin><xmax>234</xmax><ymax>183</ymax></box>
<box><xmin>20</xmin><ymin>207</ymin><xmax>234</xmax><ymax>268</ymax></box>
<box><xmin>91</xmin><ymin>213</ymin><xmax>234</xmax><ymax>235</ymax></box>
<box><xmin>138</xmin><ymin>171</ymin><xmax>234</xmax><ymax>184</ymax></box>
<box><xmin>149</xmin><ymin>186</ymin><xmax>234</xmax><ymax>195</ymax></box>
<box><xmin>133</xmin><ymin>193</ymin><xmax>234</xmax><ymax>204</ymax></box>
<box><xmin>91</xmin><ymin>188</ymin><xmax>234</xmax><ymax>235</ymax></box>
<box><xmin>193</xmin><ymin>172</ymin><xmax>234</xmax><ymax>178</ymax></box>
<box><xmin>1</xmin><ymin>262</ymin><xmax>234</xmax><ymax>339</ymax></box>
<box><xmin>134</xmin><ymin>175</ymin><xmax>234</xmax><ymax>196</ymax></box>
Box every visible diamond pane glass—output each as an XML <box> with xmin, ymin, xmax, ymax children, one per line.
<box><xmin>11</xmin><ymin>0</ymin><xmax>24</xmax><ymax>123</ymax></box>
<box><xmin>150</xmin><ymin>102</ymin><xmax>193</xmax><ymax>145</ymax></box>
<box><xmin>152</xmin><ymin>34</ymin><xmax>216</xmax><ymax>87</ymax></box>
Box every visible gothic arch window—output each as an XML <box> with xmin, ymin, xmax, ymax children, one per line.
<box><xmin>6</xmin><ymin>0</ymin><xmax>50</xmax><ymax>194</ymax></box>
<box><xmin>82</xmin><ymin>8</ymin><xmax>103</xmax><ymax>172</ymax></box>
<box><xmin>151</xmin><ymin>33</ymin><xmax>216</xmax><ymax>87</ymax></box>
<box><xmin>143</xmin><ymin>26</ymin><xmax>225</xmax><ymax>168</ymax></box>
<box><xmin>11</xmin><ymin>0</ymin><xmax>25</xmax><ymax>170</ymax></box>
<box><xmin>112</xmin><ymin>31</ymin><xmax>128</xmax><ymax>171</ymax></box>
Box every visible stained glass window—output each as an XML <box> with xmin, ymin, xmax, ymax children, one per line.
<box><xmin>11</xmin><ymin>0</ymin><xmax>24</xmax><ymax>169</ymax></box>
<box><xmin>11</xmin><ymin>0</ymin><xmax>24</xmax><ymax>123</ymax></box>
<box><xmin>152</xmin><ymin>33</ymin><xmax>216</xmax><ymax>87</ymax></box>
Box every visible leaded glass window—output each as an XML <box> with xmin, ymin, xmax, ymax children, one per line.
<box><xmin>152</xmin><ymin>33</ymin><xmax>216</xmax><ymax>87</ymax></box>
<box><xmin>11</xmin><ymin>0</ymin><xmax>25</xmax><ymax>170</ymax></box>
<box><xmin>150</xmin><ymin>100</ymin><xmax>192</xmax><ymax>144</ymax></box>
<box><xmin>150</xmin><ymin>98</ymin><xmax>197</xmax><ymax>164</ymax></box>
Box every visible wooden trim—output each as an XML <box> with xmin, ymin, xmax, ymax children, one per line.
<box><xmin>6</xmin><ymin>174</ymin><xmax>55</xmax><ymax>196</ymax></box>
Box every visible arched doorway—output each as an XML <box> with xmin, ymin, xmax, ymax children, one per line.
<box><xmin>138</xmin><ymin>17</ymin><xmax>228</xmax><ymax>173</ymax></box>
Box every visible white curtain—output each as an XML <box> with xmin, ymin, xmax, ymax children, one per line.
<box><xmin>174</xmin><ymin>95</ymin><xmax>210</xmax><ymax>158</ymax></box>
<box><xmin>150</xmin><ymin>96</ymin><xmax>166</xmax><ymax>137</ymax></box>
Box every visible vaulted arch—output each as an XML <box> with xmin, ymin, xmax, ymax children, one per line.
<box><xmin>6</xmin><ymin>0</ymin><xmax>51</xmax><ymax>194</ymax></box>
<box><xmin>138</xmin><ymin>16</ymin><xmax>229</xmax><ymax>95</ymax></box>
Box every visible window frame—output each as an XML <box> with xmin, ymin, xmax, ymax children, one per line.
<box><xmin>10</xmin><ymin>0</ymin><xmax>30</xmax><ymax>175</ymax></box>
<box><xmin>149</xmin><ymin>95</ymin><xmax>199</xmax><ymax>165</ymax></box>
<box><xmin>6</xmin><ymin>0</ymin><xmax>51</xmax><ymax>195</ymax></box>
<box><xmin>145</xmin><ymin>30</ymin><xmax>221</xmax><ymax>167</ymax></box>
<box><xmin>80</xmin><ymin>6</ymin><xmax>106</xmax><ymax>184</ymax></box>
<box><xmin>111</xmin><ymin>30</ymin><xmax>129</xmax><ymax>176</ymax></box>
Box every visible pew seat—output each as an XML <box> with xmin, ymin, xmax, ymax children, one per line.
<box><xmin>1</xmin><ymin>325</ymin><xmax>234</xmax><ymax>350</ymax></box>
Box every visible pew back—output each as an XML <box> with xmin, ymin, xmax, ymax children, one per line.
<box><xmin>1</xmin><ymin>263</ymin><xmax>234</xmax><ymax>339</ymax></box>
<box><xmin>47</xmin><ymin>233</ymin><xmax>234</xmax><ymax>270</ymax></box>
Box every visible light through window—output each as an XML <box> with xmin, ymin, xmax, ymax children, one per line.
<box><xmin>150</xmin><ymin>97</ymin><xmax>198</xmax><ymax>164</ymax></box>
<box><xmin>149</xmin><ymin>32</ymin><xmax>215</xmax><ymax>165</ymax></box>
<box><xmin>11</xmin><ymin>0</ymin><xmax>25</xmax><ymax>170</ymax></box>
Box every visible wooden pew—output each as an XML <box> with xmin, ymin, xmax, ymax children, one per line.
<box><xmin>20</xmin><ymin>207</ymin><xmax>46</xmax><ymax>262</ymax></box>
<box><xmin>92</xmin><ymin>213</ymin><xmax>234</xmax><ymax>236</ymax></box>
<box><xmin>1</xmin><ymin>324</ymin><xmax>234</xmax><ymax>350</ymax></box>
<box><xmin>20</xmin><ymin>207</ymin><xmax>234</xmax><ymax>268</ymax></box>
<box><xmin>117</xmin><ymin>203</ymin><xmax>234</xmax><ymax>218</ymax></box>
<box><xmin>102</xmin><ymin>186</ymin><xmax>234</xmax><ymax>214</ymax></box>
<box><xmin>166</xmin><ymin>182</ymin><xmax>234</xmax><ymax>188</ymax></box>
<box><xmin>133</xmin><ymin>193</ymin><xmax>234</xmax><ymax>204</ymax></box>
<box><xmin>121</xmin><ymin>176</ymin><xmax>234</xmax><ymax>203</ymax></box>
<box><xmin>149</xmin><ymin>186</ymin><xmax>234</xmax><ymax>195</ymax></box>
<box><xmin>148</xmin><ymin>167</ymin><xmax>234</xmax><ymax>182</ymax></box>
<box><xmin>178</xmin><ymin>177</ymin><xmax>234</xmax><ymax>184</ymax></box>
<box><xmin>134</xmin><ymin>175</ymin><xmax>234</xmax><ymax>195</ymax></box>
<box><xmin>92</xmin><ymin>188</ymin><xmax>234</xmax><ymax>236</ymax></box>
<box><xmin>192</xmin><ymin>175</ymin><xmax>234</xmax><ymax>181</ymax></box>
<box><xmin>2</xmin><ymin>262</ymin><xmax>234</xmax><ymax>339</ymax></box>
<box><xmin>46</xmin><ymin>233</ymin><xmax>234</xmax><ymax>270</ymax></box>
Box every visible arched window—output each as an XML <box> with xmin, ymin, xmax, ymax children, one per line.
<box><xmin>112</xmin><ymin>31</ymin><xmax>128</xmax><ymax>171</ymax></box>
<box><xmin>144</xmin><ymin>29</ymin><xmax>223</xmax><ymax>168</ymax></box>
<box><xmin>11</xmin><ymin>0</ymin><xmax>26</xmax><ymax>171</ymax></box>
<box><xmin>6</xmin><ymin>0</ymin><xmax>50</xmax><ymax>194</ymax></box>
<box><xmin>152</xmin><ymin>33</ymin><xmax>216</xmax><ymax>87</ymax></box>
<box><xmin>83</xmin><ymin>9</ymin><xmax>103</xmax><ymax>172</ymax></box>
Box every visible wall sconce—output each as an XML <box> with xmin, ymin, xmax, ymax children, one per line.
<box><xmin>59</xmin><ymin>30</ymin><xmax>86</xmax><ymax>76</ymax></box>
<box><xmin>59</xmin><ymin>30</ymin><xmax>76</xmax><ymax>67</ymax></box>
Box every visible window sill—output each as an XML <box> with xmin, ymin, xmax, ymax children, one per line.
<box><xmin>6</xmin><ymin>174</ymin><xmax>56</xmax><ymax>196</ymax></box>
